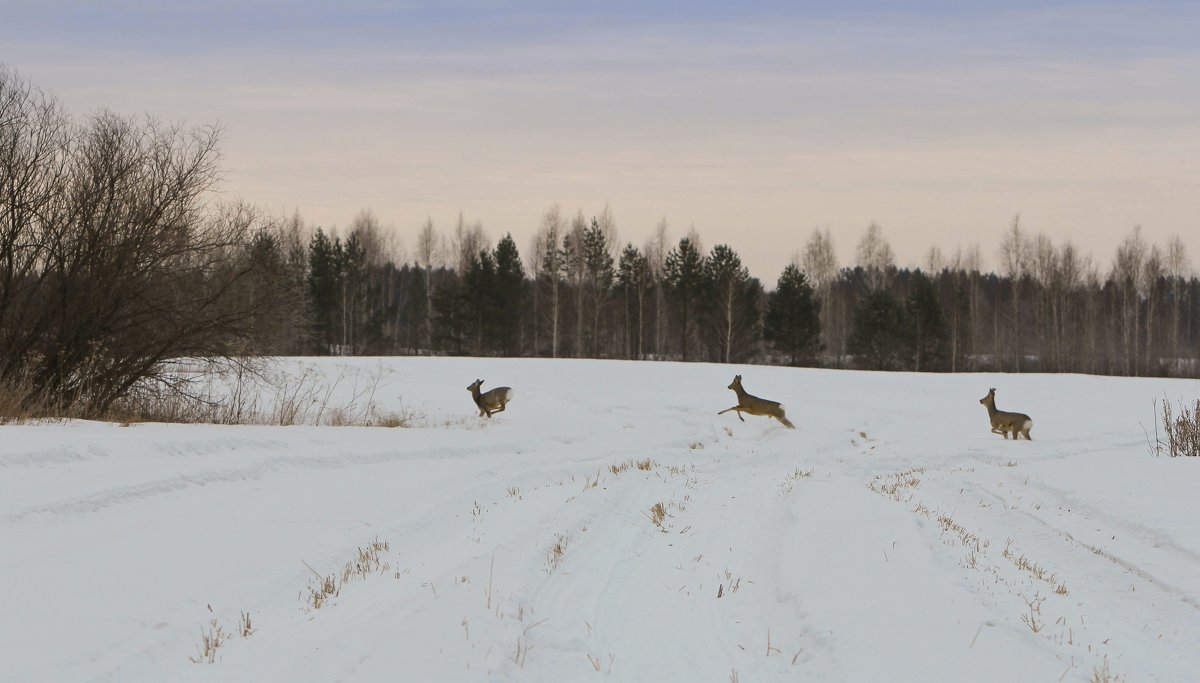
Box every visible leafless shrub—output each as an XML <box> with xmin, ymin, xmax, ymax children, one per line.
<box><xmin>1151</xmin><ymin>395</ymin><xmax>1200</xmax><ymax>457</ymax></box>
<box><xmin>0</xmin><ymin>68</ymin><xmax>303</xmax><ymax>417</ymax></box>
<box><xmin>2</xmin><ymin>356</ymin><xmax>425</xmax><ymax>427</ymax></box>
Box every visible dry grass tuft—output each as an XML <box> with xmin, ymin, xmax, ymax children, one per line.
<box><xmin>513</xmin><ymin>636</ymin><xmax>531</xmax><ymax>668</ymax></box>
<box><xmin>302</xmin><ymin>537</ymin><xmax>391</xmax><ymax>611</ymax></box>
<box><xmin>581</xmin><ymin>473</ymin><xmax>602</xmax><ymax>492</ymax></box>
<box><xmin>868</xmin><ymin>468</ymin><xmax>925</xmax><ymax>502</ymax></box>
<box><xmin>305</xmin><ymin>567</ymin><xmax>341</xmax><ymax>610</ymax></box>
<box><xmin>609</xmin><ymin>457</ymin><xmax>657</xmax><ymax>475</ymax></box>
<box><xmin>1002</xmin><ymin>542</ymin><xmax>1059</xmax><ymax>586</ymax></box>
<box><xmin>189</xmin><ymin>619</ymin><xmax>230</xmax><ymax>664</ymax></box>
<box><xmin>1019</xmin><ymin>593</ymin><xmax>1045</xmax><ymax>633</ymax></box>
<box><xmin>646</xmin><ymin>501</ymin><xmax>669</xmax><ymax>532</ymax></box>
<box><xmin>716</xmin><ymin>568</ymin><xmax>743</xmax><ymax>598</ymax></box>
<box><xmin>1091</xmin><ymin>657</ymin><xmax>1124</xmax><ymax>683</ymax></box>
<box><xmin>238</xmin><ymin>611</ymin><xmax>254</xmax><ymax>638</ymax></box>
<box><xmin>342</xmin><ymin>537</ymin><xmax>391</xmax><ymax>583</ymax></box>
<box><xmin>936</xmin><ymin>512</ymin><xmax>986</xmax><ymax>553</ymax></box>
<box><xmin>546</xmin><ymin>533</ymin><xmax>569</xmax><ymax>573</ymax></box>
<box><xmin>778</xmin><ymin>467</ymin><xmax>814</xmax><ymax>493</ymax></box>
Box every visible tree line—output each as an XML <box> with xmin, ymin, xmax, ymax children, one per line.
<box><xmin>3</xmin><ymin>67</ymin><xmax>1199</xmax><ymax>417</ymax></box>
<box><xmin>260</xmin><ymin>207</ymin><xmax>1199</xmax><ymax>379</ymax></box>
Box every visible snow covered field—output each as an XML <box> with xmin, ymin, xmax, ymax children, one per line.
<box><xmin>3</xmin><ymin>357</ymin><xmax>1199</xmax><ymax>682</ymax></box>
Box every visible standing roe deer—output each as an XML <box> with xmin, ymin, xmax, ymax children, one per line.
<box><xmin>468</xmin><ymin>379</ymin><xmax>514</xmax><ymax>417</ymax></box>
<box><xmin>718</xmin><ymin>375</ymin><xmax>795</xmax><ymax>429</ymax></box>
<box><xmin>979</xmin><ymin>387</ymin><xmax>1032</xmax><ymax>440</ymax></box>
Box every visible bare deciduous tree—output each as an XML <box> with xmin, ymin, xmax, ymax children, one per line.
<box><xmin>537</xmin><ymin>205</ymin><xmax>565</xmax><ymax>358</ymax></box>
<box><xmin>645</xmin><ymin>217</ymin><xmax>670</xmax><ymax>357</ymax></box>
<box><xmin>1112</xmin><ymin>225</ymin><xmax>1148</xmax><ymax>375</ymax></box>
<box><xmin>856</xmin><ymin>223</ymin><xmax>895</xmax><ymax>292</ymax></box>
<box><xmin>801</xmin><ymin>227</ymin><xmax>838</xmax><ymax>358</ymax></box>
<box><xmin>1</xmin><ymin>67</ymin><xmax>283</xmax><ymax>413</ymax></box>
<box><xmin>998</xmin><ymin>216</ymin><xmax>1030</xmax><ymax>371</ymax></box>
<box><xmin>1165</xmin><ymin>235</ymin><xmax>1191</xmax><ymax>364</ymax></box>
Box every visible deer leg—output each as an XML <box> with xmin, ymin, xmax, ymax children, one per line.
<box><xmin>493</xmin><ymin>403</ymin><xmax>506</xmax><ymax>414</ymax></box>
<box><xmin>718</xmin><ymin>406</ymin><xmax>739</xmax><ymax>416</ymax></box>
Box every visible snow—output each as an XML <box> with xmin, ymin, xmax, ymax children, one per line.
<box><xmin>2</xmin><ymin>357</ymin><xmax>1199</xmax><ymax>682</ymax></box>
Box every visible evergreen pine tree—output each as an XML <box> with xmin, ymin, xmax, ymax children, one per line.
<box><xmin>617</xmin><ymin>243</ymin><xmax>650</xmax><ymax>359</ymax></box>
<box><xmin>765</xmin><ymin>264</ymin><xmax>822</xmax><ymax>366</ymax></box>
<box><xmin>493</xmin><ymin>233</ymin><xmax>526</xmax><ymax>355</ymax></box>
<box><xmin>583</xmin><ymin>218</ymin><xmax>615</xmax><ymax>356</ymax></box>
<box><xmin>906</xmin><ymin>271</ymin><xmax>948</xmax><ymax>371</ymax></box>
<box><xmin>462</xmin><ymin>249</ymin><xmax>497</xmax><ymax>354</ymax></box>
<box><xmin>307</xmin><ymin>228</ymin><xmax>341</xmax><ymax>353</ymax></box>
<box><xmin>704</xmin><ymin>244</ymin><xmax>759</xmax><ymax>363</ymax></box>
<box><xmin>664</xmin><ymin>237</ymin><xmax>706</xmax><ymax>361</ymax></box>
<box><xmin>848</xmin><ymin>289</ymin><xmax>910</xmax><ymax>370</ymax></box>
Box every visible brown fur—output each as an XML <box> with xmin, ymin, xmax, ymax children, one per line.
<box><xmin>718</xmin><ymin>375</ymin><xmax>795</xmax><ymax>429</ymax></box>
<box><xmin>979</xmin><ymin>388</ymin><xmax>1032</xmax><ymax>440</ymax></box>
<box><xmin>468</xmin><ymin>379</ymin><xmax>513</xmax><ymax>417</ymax></box>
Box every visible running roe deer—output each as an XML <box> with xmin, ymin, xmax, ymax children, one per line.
<box><xmin>979</xmin><ymin>388</ymin><xmax>1033</xmax><ymax>440</ymax></box>
<box><xmin>468</xmin><ymin>379</ymin><xmax>514</xmax><ymax>417</ymax></box>
<box><xmin>718</xmin><ymin>375</ymin><xmax>795</xmax><ymax>429</ymax></box>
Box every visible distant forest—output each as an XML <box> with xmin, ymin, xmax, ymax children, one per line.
<box><xmin>3</xmin><ymin>67</ymin><xmax>1199</xmax><ymax>419</ymax></box>
<box><xmin>260</xmin><ymin>208</ymin><xmax>1200</xmax><ymax>379</ymax></box>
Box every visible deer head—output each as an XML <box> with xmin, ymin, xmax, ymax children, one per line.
<box><xmin>467</xmin><ymin>379</ymin><xmax>484</xmax><ymax>392</ymax></box>
<box><xmin>979</xmin><ymin>388</ymin><xmax>996</xmax><ymax>405</ymax></box>
<box><xmin>728</xmin><ymin>375</ymin><xmax>743</xmax><ymax>391</ymax></box>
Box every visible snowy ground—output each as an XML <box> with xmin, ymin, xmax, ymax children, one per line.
<box><xmin>3</xmin><ymin>357</ymin><xmax>1199</xmax><ymax>682</ymax></box>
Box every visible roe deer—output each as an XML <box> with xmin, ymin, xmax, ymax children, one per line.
<box><xmin>718</xmin><ymin>375</ymin><xmax>795</xmax><ymax>429</ymax></box>
<box><xmin>468</xmin><ymin>379</ymin><xmax>514</xmax><ymax>417</ymax></box>
<box><xmin>979</xmin><ymin>388</ymin><xmax>1032</xmax><ymax>440</ymax></box>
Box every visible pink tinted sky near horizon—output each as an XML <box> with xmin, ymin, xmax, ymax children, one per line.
<box><xmin>2</xmin><ymin>1</ymin><xmax>1198</xmax><ymax>276</ymax></box>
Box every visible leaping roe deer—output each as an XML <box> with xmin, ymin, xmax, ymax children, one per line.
<box><xmin>467</xmin><ymin>379</ymin><xmax>513</xmax><ymax>418</ymax></box>
<box><xmin>718</xmin><ymin>375</ymin><xmax>795</xmax><ymax>429</ymax></box>
<box><xmin>979</xmin><ymin>388</ymin><xmax>1032</xmax><ymax>440</ymax></box>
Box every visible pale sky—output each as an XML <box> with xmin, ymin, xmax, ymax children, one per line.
<box><xmin>3</xmin><ymin>1</ymin><xmax>1198</xmax><ymax>277</ymax></box>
